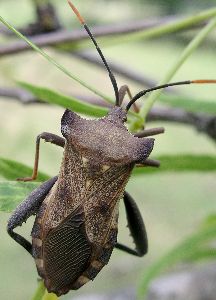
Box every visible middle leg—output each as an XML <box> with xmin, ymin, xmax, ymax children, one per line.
<box><xmin>134</xmin><ymin>127</ymin><xmax>165</xmax><ymax>137</ymax></box>
<box><xmin>118</xmin><ymin>85</ymin><xmax>139</xmax><ymax>113</ymax></box>
<box><xmin>115</xmin><ymin>191</ymin><xmax>148</xmax><ymax>257</ymax></box>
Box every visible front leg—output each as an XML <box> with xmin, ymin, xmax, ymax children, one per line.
<box><xmin>118</xmin><ymin>85</ymin><xmax>139</xmax><ymax>113</ymax></box>
<box><xmin>18</xmin><ymin>132</ymin><xmax>65</xmax><ymax>181</ymax></box>
<box><xmin>7</xmin><ymin>176</ymin><xmax>58</xmax><ymax>255</ymax></box>
<box><xmin>115</xmin><ymin>191</ymin><xmax>148</xmax><ymax>257</ymax></box>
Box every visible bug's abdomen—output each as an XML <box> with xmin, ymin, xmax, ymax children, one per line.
<box><xmin>32</xmin><ymin>210</ymin><xmax>92</xmax><ymax>296</ymax></box>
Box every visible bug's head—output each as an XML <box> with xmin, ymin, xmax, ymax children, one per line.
<box><xmin>105</xmin><ymin>106</ymin><xmax>127</xmax><ymax>124</ymax></box>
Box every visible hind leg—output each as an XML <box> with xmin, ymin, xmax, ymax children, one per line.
<box><xmin>115</xmin><ymin>191</ymin><xmax>148</xmax><ymax>257</ymax></box>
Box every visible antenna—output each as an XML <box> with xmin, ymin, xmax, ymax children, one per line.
<box><xmin>68</xmin><ymin>0</ymin><xmax>120</xmax><ymax>106</ymax></box>
<box><xmin>126</xmin><ymin>79</ymin><xmax>216</xmax><ymax>111</ymax></box>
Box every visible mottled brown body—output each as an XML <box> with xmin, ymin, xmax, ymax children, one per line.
<box><xmin>30</xmin><ymin>108</ymin><xmax>153</xmax><ymax>295</ymax></box>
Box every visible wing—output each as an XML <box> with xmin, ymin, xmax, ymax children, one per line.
<box><xmin>32</xmin><ymin>206</ymin><xmax>92</xmax><ymax>296</ymax></box>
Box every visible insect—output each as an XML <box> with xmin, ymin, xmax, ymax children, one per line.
<box><xmin>7</xmin><ymin>1</ymin><xmax>216</xmax><ymax>296</ymax></box>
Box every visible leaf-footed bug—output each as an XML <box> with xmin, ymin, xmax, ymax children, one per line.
<box><xmin>7</xmin><ymin>1</ymin><xmax>216</xmax><ymax>296</ymax></box>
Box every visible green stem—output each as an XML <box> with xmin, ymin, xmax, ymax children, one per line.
<box><xmin>138</xmin><ymin>15</ymin><xmax>216</xmax><ymax>127</ymax></box>
<box><xmin>137</xmin><ymin>224</ymin><xmax>216</xmax><ymax>300</ymax></box>
<box><xmin>31</xmin><ymin>281</ymin><xmax>58</xmax><ymax>300</ymax></box>
<box><xmin>42</xmin><ymin>291</ymin><xmax>58</xmax><ymax>300</ymax></box>
<box><xmin>0</xmin><ymin>16</ymin><xmax>113</xmax><ymax>104</ymax></box>
<box><xmin>31</xmin><ymin>281</ymin><xmax>46</xmax><ymax>300</ymax></box>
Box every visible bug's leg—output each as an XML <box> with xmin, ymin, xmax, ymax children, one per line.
<box><xmin>118</xmin><ymin>85</ymin><xmax>139</xmax><ymax>112</ymax></box>
<box><xmin>17</xmin><ymin>132</ymin><xmax>65</xmax><ymax>181</ymax></box>
<box><xmin>134</xmin><ymin>127</ymin><xmax>165</xmax><ymax>137</ymax></box>
<box><xmin>136</xmin><ymin>159</ymin><xmax>160</xmax><ymax>168</ymax></box>
<box><xmin>134</xmin><ymin>127</ymin><xmax>164</xmax><ymax>168</ymax></box>
<box><xmin>7</xmin><ymin>176</ymin><xmax>58</xmax><ymax>255</ymax></box>
<box><xmin>115</xmin><ymin>191</ymin><xmax>148</xmax><ymax>257</ymax></box>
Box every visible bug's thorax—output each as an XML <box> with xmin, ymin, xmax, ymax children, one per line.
<box><xmin>61</xmin><ymin>106</ymin><xmax>155</xmax><ymax>165</ymax></box>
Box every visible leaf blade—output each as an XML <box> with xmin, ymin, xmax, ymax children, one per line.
<box><xmin>133</xmin><ymin>155</ymin><xmax>216</xmax><ymax>175</ymax></box>
<box><xmin>159</xmin><ymin>94</ymin><xmax>216</xmax><ymax>115</ymax></box>
<box><xmin>0</xmin><ymin>181</ymin><xmax>40</xmax><ymax>212</ymax></box>
<box><xmin>18</xmin><ymin>81</ymin><xmax>109</xmax><ymax>118</ymax></box>
<box><xmin>0</xmin><ymin>157</ymin><xmax>49</xmax><ymax>181</ymax></box>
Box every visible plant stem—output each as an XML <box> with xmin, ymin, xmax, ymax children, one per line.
<box><xmin>137</xmin><ymin>224</ymin><xmax>216</xmax><ymax>299</ymax></box>
<box><xmin>1</xmin><ymin>8</ymin><xmax>216</xmax><ymax>55</ymax></box>
<box><xmin>137</xmin><ymin>15</ymin><xmax>216</xmax><ymax>127</ymax></box>
<box><xmin>31</xmin><ymin>281</ymin><xmax>46</xmax><ymax>300</ymax></box>
<box><xmin>31</xmin><ymin>281</ymin><xmax>58</xmax><ymax>300</ymax></box>
<box><xmin>42</xmin><ymin>291</ymin><xmax>58</xmax><ymax>300</ymax></box>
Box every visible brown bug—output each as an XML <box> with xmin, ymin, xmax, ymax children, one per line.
<box><xmin>7</xmin><ymin>1</ymin><xmax>216</xmax><ymax>296</ymax></box>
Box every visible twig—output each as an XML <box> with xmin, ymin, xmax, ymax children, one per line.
<box><xmin>147</xmin><ymin>107</ymin><xmax>216</xmax><ymax>142</ymax></box>
<box><xmin>0</xmin><ymin>16</ymin><xmax>175</xmax><ymax>56</ymax></box>
<box><xmin>0</xmin><ymin>87</ymin><xmax>38</xmax><ymax>103</ymax></box>
<box><xmin>1</xmin><ymin>86</ymin><xmax>215</xmax><ymax>141</ymax></box>
<box><xmin>71</xmin><ymin>51</ymin><xmax>185</xmax><ymax>94</ymax></box>
<box><xmin>0</xmin><ymin>12</ymin><xmax>209</xmax><ymax>57</ymax></box>
<box><xmin>23</xmin><ymin>1</ymin><xmax>61</xmax><ymax>36</ymax></box>
<box><xmin>0</xmin><ymin>16</ymin><xmax>177</xmax><ymax>36</ymax></box>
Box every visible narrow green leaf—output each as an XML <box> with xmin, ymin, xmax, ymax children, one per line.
<box><xmin>42</xmin><ymin>291</ymin><xmax>58</xmax><ymax>300</ymax></box>
<box><xmin>133</xmin><ymin>155</ymin><xmax>216</xmax><ymax>175</ymax></box>
<box><xmin>32</xmin><ymin>281</ymin><xmax>58</xmax><ymax>300</ymax></box>
<box><xmin>138</xmin><ymin>223</ymin><xmax>216</xmax><ymax>299</ymax></box>
<box><xmin>185</xmin><ymin>246</ymin><xmax>216</xmax><ymax>262</ymax></box>
<box><xmin>18</xmin><ymin>81</ymin><xmax>109</xmax><ymax>118</ymax></box>
<box><xmin>203</xmin><ymin>214</ymin><xmax>216</xmax><ymax>227</ymax></box>
<box><xmin>0</xmin><ymin>181</ymin><xmax>40</xmax><ymax>212</ymax></box>
<box><xmin>159</xmin><ymin>94</ymin><xmax>216</xmax><ymax>115</ymax></box>
<box><xmin>0</xmin><ymin>157</ymin><xmax>49</xmax><ymax>181</ymax></box>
